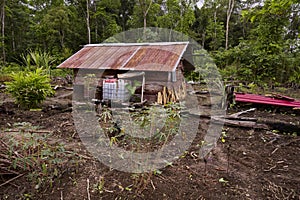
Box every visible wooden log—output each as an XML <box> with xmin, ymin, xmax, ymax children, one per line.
<box><xmin>135</xmin><ymin>84</ymin><xmax>165</xmax><ymax>96</ymax></box>
<box><xmin>184</xmin><ymin>110</ymin><xmax>268</xmax><ymax>129</ymax></box>
<box><xmin>211</xmin><ymin>117</ymin><xmax>269</xmax><ymax>129</ymax></box>
<box><xmin>143</xmin><ymin>94</ymin><xmax>158</xmax><ymax>103</ymax></box>
<box><xmin>186</xmin><ymin>108</ymin><xmax>300</xmax><ymax>131</ymax></box>
<box><xmin>145</xmin><ymin>84</ymin><xmax>164</xmax><ymax>95</ymax></box>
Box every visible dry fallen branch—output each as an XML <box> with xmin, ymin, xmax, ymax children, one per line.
<box><xmin>3</xmin><ymin>129</ymin><xmax>52</xmax><ymax>134</ymax></box>
<box><xmin>264</xmin><ymin>165</ymin><xmax>277</xmax><ymax>172</ymax></box>
<box><xmin>0</xmin><ymin>173</ymin><xmax>24</xmax><ymax>188</ymax></box>
<box><xmin>0</xmin><ymin>140</ymin><xmax>26</xmax><ymax>175</ymax></box>
<box><xmin>277</xmin><ymin>138</ymin><xmax>300</xmax><ymax>147</ymax></box>
<box><xmin>0</xmin><ymin>167</ymin><xmax>20</xmax><ymax>175</ymax></box>
<box><xmin>228</xmin><ymin>108</ymin><xmax>256</xmax><ymax>118</ymax></box>
<box><xmin>87</xmin><ymin>178</ymin><xmax>91</xmax><ymax>200</ymax></box>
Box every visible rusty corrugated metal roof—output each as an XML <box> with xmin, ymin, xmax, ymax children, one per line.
<box><xmin>57</xmin><ymin>42</ymin><xmax>189</xmax><ymax>72</ymax></box>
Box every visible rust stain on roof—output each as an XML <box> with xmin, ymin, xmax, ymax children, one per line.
<box><xmin>57</xmin><ymin>42</ymin><xmax>188</xmax><ymax>72</ymax></box>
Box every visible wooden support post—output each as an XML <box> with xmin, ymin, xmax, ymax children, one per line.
<box><xmin>141</xmin><ymin>74</ymin><xmax>145</xmax><ymax>103</ymax></box>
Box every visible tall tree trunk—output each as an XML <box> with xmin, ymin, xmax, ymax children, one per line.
<box><xmin>214</xmin><ymin>10</ymin><xmax>217</xmax><ymax>51</ymax></box>
<box><xmin>1</xmin><ymin>0</ymin><xmax>5</xmax><ymax>64</ymax></box>
<box><xmin>86</xmin><ymin>0</ymin><xmax>91</xmax><ymax>44</ymax></box>
<box><xmin>12</xmin><ymin>30</ymin><xmax>15</xmax><ymax>52</ymax></box>
<box><xmin>226</xmin><ymin>0</ymin><xmax>234</xmax><ymax>50</ymax></box>
<box><xmin>139</xmin><ymin>0</ymin><xmax>153</xmax><ymax>41</ymax></box>
<box><xmin>94</xmin><ymin>2</ymin><xmax>98</xmax><ymax>42</ymax></box>
<box><xmin>59</xmin><ymin>29</ymin><xmax>65</xmax><ymax>49</ymax></box>
<box><xmin>143</xmin><ymin>13</ymin><xmax>147</xmax><ymax>37</ymax></box>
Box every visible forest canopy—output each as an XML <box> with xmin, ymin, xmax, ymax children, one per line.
<box><xmin>0</xmin><ymin>0</ymin><xmax>299</xmax><ymax>86</ymax></box>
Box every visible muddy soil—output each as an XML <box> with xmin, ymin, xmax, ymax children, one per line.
<box><xmin>0</xmin><ymin>88</ymin><xmax>299</xmax><ymax>200</ymax></box>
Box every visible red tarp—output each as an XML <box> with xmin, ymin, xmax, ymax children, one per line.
<box><xmin>235</xmin><ymin>93</ymin><xmax>300</xmax><ymax>108</ymax></box>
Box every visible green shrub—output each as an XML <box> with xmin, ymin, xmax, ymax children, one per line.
<box><xmin>0</xmin><ymin>63</ymin><xmax>23</xmax><ymax>74</ymax></box>
<box><xmin>0</xmin><ymin>63</ymin><xmax>23</xmax><ymax>82</ymax></box>
<box><xmin>5</xmin><ymin>68</ymin><xmax>54</xmax><ymax>109</ymax></box>
<box><xmin>50</xmin><ymin>68</ymin><xmax>73</xmax><ymax>78</ymax></box>
<box><xmin>21</xmin><ymin>49</ymin><xmax>55</xmax><ymax>74</ymax></box>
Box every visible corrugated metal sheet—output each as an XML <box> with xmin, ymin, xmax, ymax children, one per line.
<box><xmin>235</xmin><ymin>93</ymin><xmax>300</xmax><ymax>108</ymax></box>
<box><xmin>57</xmin><ymin>42</ymin><xmax>188</xmax><ymax>72</ymax></box>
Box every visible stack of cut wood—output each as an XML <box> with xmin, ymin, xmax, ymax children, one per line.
<box><xmin>157</xmin><ymin>83</ymin><xmax>186</xmax><ymax>105</ymax></box>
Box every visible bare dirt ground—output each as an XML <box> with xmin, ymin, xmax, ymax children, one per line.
<box><xmin>0</xmin><ymin>86</ymin><xmax>299</xmax><ymax>200</ymax></box>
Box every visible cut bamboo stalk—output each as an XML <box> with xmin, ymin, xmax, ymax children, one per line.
<box><xmin>157</xmin><ymin>92</ymin><xmax>162</xmax><ymax>104</ymax></box>
<box><xmin>174</xmin><ymin>89</ymin><xmax>179</xmax><ymax>101</ymax></box>
<box><xmin>163</xmin><ymin>87</ymin><xmax>167</xmax><ymax>105</ymax></box>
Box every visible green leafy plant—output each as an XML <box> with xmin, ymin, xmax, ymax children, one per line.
<box><xmin>220</xmin><ymin>129</ymin><xmax>228</xmax><ymax>143</ymax></box>
<box><xmin>131</xmin><ymin>172</ymin><xmax>152</xmax><ymax>194</ymax></box>
<box><xmin>5</xmin><ymin>68</ymin><xmax>54</xmax><ymax>109</ymax></box>
<box><xmin>98</xmin><ymin>107</ymin><xmax>112</xmax><ymax>123</ymax></box>
<box><xmin>21</xmin><ymin>49</ymin><xmax>56</xmax><ymax>76</ymax></box>
<box><xmin>153</xmin><ymin>169</ymin><xmax>162</xmax><ymax>176</ymax></box>
<box><xmin>219</xmin><ymin>177</ymin><xmax>229</xmax><ymax>185</ymax></box>
<box><xmin>165</xmin><ymin>102</ymin><xmax>183</xmax><ymax>119</ymax></box>
<box><xmin>125</xmin><ymin>80</ymin><xmax>141</xmax><ymax>95</ymax></box>
<box><xmin>0</xmin><ymin>124</ymin><xmax>80</xmax><ymax>191</ymax></box>
<box><xmin>93</xmin><ymin>177</ymin><xmax>105</xmax><ymax>194</ymax></box>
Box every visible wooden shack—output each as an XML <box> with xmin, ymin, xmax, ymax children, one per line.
<box><xmin>57</xmin><ymin>42</ymin><xmax>193</xmax><ymax>104</ymax></box>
